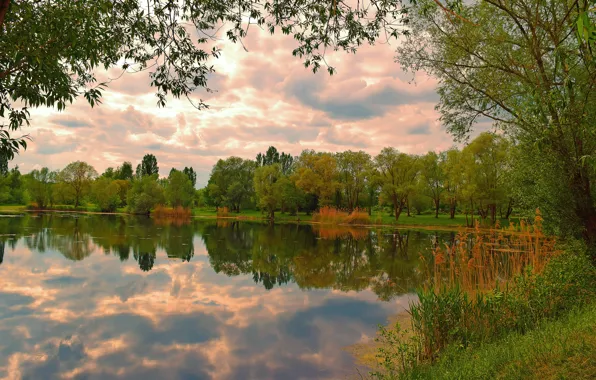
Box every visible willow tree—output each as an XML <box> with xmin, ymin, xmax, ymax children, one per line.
<box><xmin>398</xmin><ymin>0</ymin><xmax>596</xmax><ymax>246</ymax></box>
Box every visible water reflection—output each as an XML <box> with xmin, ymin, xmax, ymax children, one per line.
<box><xmin>0</xmin><ymin>214</ymin><xmax>455</xmax><ymax>379</ymax></box>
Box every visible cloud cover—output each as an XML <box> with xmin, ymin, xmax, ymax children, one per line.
<box><xmin>12</xmin><ymin>28</ymin><xmax>455</xmax><ymax>187</ymax></box>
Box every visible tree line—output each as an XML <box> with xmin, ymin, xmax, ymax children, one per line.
<box><xmin>1</xmin><ymin>132</ymin><xmax>513</xmax><ymax>223</ymax></box>
<box><xmin>204</xmin><ymin>131</ymin><xmax>513</xmax><ymax>223</ymax></box>
<box><xmin>0</xmin><ymin>153</ymin><xmax>197</xmax><ymax>214</ymax></box>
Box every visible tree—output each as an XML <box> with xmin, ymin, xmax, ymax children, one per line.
<box><xmin>375</xmin><ymin>148</ymin><xmax>420</xmax><ymax>220</ymax></box>
<box><xmin>58</xmin><ymin>161</ymin><xmax>97</xmax><ymax>208</ymax></box>
<box><xmin>460</xmin><ymin>133</ymin><xmax>511</xmax><ymax>224</ymax></box>
<box><xmin>101</xmin><ymin>167</ymin><xmax>115</xmax><ymax>179</ymax></box>
<box><xmin>166</xmin><ymin>170</ymin><xmax>194</xmax><ymax>208</ymax></box>
<box><xmin>1</xmin><ymin>0</ymin><xmax>411</xmax><ymax>159</ymax></box>
<box><xmin>92</xmin><ymin>177</ymin><xmax>121</xmax><ymax>212</ymax></box>
<box><xmin>336</xmin><ymin>150</ymin><xmax>372</xmax><ymax>211</ymax></box>
<box><xmin>254</xmin><ymin>164</ymin><xmax>282</xmax><ymax>220</ymax></box>
<box><xmin>443</xmin><ymin>148</ymin><xmax>463</xmax><ymax>219</ymax></box>
<box><xmin>398</xmin><ymin>0</ymin><xmax>596</xmax><ymax>246</ymax></box>
<box><xmin>26</xmin><ymin>167</ymin><xmax>55</xmax><ymax>209</ymax></box>
<box><xmin>115</xmin><ymin>161</ymin><xmax>134</xmax><ymax>181</ymax></box>
<box><xmin>206</xmin><ymin>157</ymin><xmax>255</xmax><ymax>212</ymax></box>
<box><xmin>182</xmin><ymin>167</ymin><xmax>197</xmax><ymax>187</ymax></box>
<box><xmin>0</xmin><ymin>152</ymin><xmax>7</xmax><ymax>176</ymax></box>
<box><xmin>292</xmin><ymin>150</ymin><xmax>338</xmax><ymax>206</ymax></box>
<box><xmin>139</xmin><ymin>154</ymin><xmax>159</xmax><ymax>177</ymax></box>
<box><xmin>127</xmin><ymin>174</ymin><xmax>165</xmax><ymax>214</ymax></box>
<box><xmin>420</xmin><ymin>151</ymin><xmax>445</xmax><ymax>218</ymax></box>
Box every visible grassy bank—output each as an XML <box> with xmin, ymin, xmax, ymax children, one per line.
<box><xmin>403</xmin><ymin>302</ymin><xmax>596</xmax><ymax>379</ymax></box>
<box><xmin>371</xmin><ymin>232</ymin><xmax>596</xmax><ymax>379</ymax></box>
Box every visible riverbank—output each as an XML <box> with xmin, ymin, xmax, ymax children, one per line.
<box><xmin>0</xmin><ymin>205</ymin><xmax>500</xmax><ymax>230</ymax></box>
<box><xmin>406</xmin><ymin>302</ymin><xmax>596</xmax><ymax>379</ymax></box>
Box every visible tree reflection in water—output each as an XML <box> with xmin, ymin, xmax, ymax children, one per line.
<box><xmin>0</xmin><ymin>214</ymin><xmax>456</xmax><ymax>300</ymax></box>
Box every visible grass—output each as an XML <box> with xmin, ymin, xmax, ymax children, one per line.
<box><xmin>0</xmin><ymin>204</ymin><xmax>26</xmax><ymax>213</ymax></box>
<box><xmin>372</xmin><ymin>212</ymin><xmax>596</xmax><ymax>378</ymax></box>
<box><xmin>404</xmin><ymin>302</ymin><xmax>596</xmax><ymax>379</ymax></box>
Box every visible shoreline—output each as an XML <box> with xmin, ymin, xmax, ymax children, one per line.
<box><xmin>0</xmin><ymin>207</ymin><xmax>480</xmax><ymax>232</ymax></box>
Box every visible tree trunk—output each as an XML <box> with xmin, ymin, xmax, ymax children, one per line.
<box><xmin>406</xmin><ymin>197</ymin><xmax>411</xmax><ymax>217</ymax></box>
<box><xmin>450</xmin><ymin>199</ymin><xmax>456</xmax><ymax>219</ymax></box>
<box><xmin>505</xmin><ymin>198</ymin><xmax>513</xmax><ymax>219</ymax></box>
<box><xmin>435</xmin><ymin>198</ymin><xmax>440</xmax><ymax>218</ymax></box>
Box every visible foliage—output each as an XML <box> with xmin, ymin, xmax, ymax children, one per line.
<box><xmin>127</xmin><ymin>174</ymin><xmax>165</xmax><ymax>214</ymax></box>
<box><xmin>137</xmin><ymin>154</ymin><xmax>159</xmax><ymax>177</ymax></box>
<box><xmin>115</xmin><ymin>161</ymin><xmax>134</xmax><ymax>181</ymax></box>
<box><xmin>166</xmin><ymin>170</ymin><xmax>195</xmax><ymax>208</ymax></box>
<box><xmin>336</xmin><ymin>150</ymin><xmax>373</xmax><ymax>212</ymax></box>
<box><xmin>373</xmin><ymin>230</ymin><xmax>596</xmax><ymax>377</ymax></box>
<box><xmin>376</xmin><ymin>148</ymin><xmax>420</xmax><ymax>220</ymax></box>
<box><xmin>58</xmin><ymin>161</ymin><xmax>97</xmax><ymax>208</ymax></box>
<box><xmin>182</xmin><ymin>166</ymin><xmax>197</xmax><ymax>187</ymax></box>
<box><xmin>254</xmin><ymin>164</ymin><xmax>282</xmax><ymax>219</ymax></box>
<box><xmin>0</xmin><ymin>0</ymin><xmax>416</xmax><ymax>158</ymax></box>
<box><xmin>292</xmin><ymin>150</ymin><xmax>339</xmax><ymax>206</ymax></box>
<box><xmin>91</xmin><ymin>177</ymin><xmax>122</xmax><ymax>212</ymax></box>
<box><xmin>398</xmin><ymin>0</ymin><xmax>596</xmax><ymax>249</ymax></box>
<box><xmin>206</xmin><ymin>156</ymin><xmax>255</xmax><ymax>212</ymax></box>
<box><xmin>25</xmin><ymin>167</ymin><xmax>55</xmax><ymax>209</ymax></box>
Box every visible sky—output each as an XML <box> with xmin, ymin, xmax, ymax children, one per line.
<box><xmin>13</xmin><ymin>26</ymin><xmax>461</xmax><ymax>187</ymax></box>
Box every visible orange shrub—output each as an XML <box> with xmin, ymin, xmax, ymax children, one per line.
<box><xmin>343</xmin><ymin>208</ymin><xmax>371</xmax><ymax>225</ymax></box>
<box><xmin>216</xmin><ymin>207</ymin><xmax>229</xmax><ymax>218</ymax></box>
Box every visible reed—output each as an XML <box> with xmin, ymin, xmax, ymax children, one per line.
<box><xmin>373</xmin><ymin>210</ymin><xmax>596</xmax><ymax>377</ymax></box>
<box><xmin>152</xmin><ymin>205</ymin><xmax>192</xmax><ymax>219</ymax></box>
<box><xmin>312</xmin><ymin>206</ymin><xmax>371</xmax><ymax>225</ymax></box>
<box><xmin>216</xmin><ymin>206</ymin><xmax>229</xmax><ymax>218</ymax></box>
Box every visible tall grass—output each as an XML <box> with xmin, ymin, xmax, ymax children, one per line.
<box><xmin>152</xmin><ymin>205</ymin><xmax>191</xmax><ymax>218</ymax></box>
<box><xmin>373</xmin><ymin>210</ymin><xmax>596</xmax><ymax>378</ymax></box>
<box><xmin>423</xmin><ymin>210</ymin><xmax>557</xmax><ymax>293</ymax></box>
<box><xmin>312</xmin><ymin>206</ymin><xmax>371</xmax><ymax>225</ymax></box>
<box><xmin>216</xmin><ymin>206</ymin><xmax>230</xmax><ymax>218</ymax></box>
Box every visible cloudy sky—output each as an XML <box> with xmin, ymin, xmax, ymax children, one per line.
<box><xmin>14</xmin><ymin>27</ymin><xmax>459</xmax><ymax>187</ymax></box>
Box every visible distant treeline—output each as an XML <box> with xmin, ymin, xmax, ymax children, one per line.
<box><xmin>0</xmin><ymin>132</ymin><xmax>516</xmax><ymax>222</ymax></box>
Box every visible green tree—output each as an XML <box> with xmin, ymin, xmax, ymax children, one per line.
<box><xmin>443</xmin><ymin>148</ymin><xmax>463</xmax><ymax>219</ymax></box>
<box><xmin>206</xmin><ymin>157</ymin><xmax>255</xmax><ymax>212</ymax></box>
<box><xmin>292</xmin><ymin>150</ymin><xmax>338</xmax><ymax>206</ymax></box>
<box><xmin>139</xmin><ymin>154</ymin><xmax>159</xmax><ymax>177</ymax></box>
<box><xmin>58</xmin><ymin>161</ymin><xmax>97</xmax><ymax>208</ymax></box>
<box><xmin>375</xmin><ymin>148</ymin><xmax>420</xmax><ymax>220</ymax></box>
<box><xmin>336</xmin><ymin>150</ymin><xmax>372</xmax><ymax>211</ymax></box>
<box><xmin>254</xmin><ymin>164</ymin><xmax>282</xmax><ymax>220</ymax></box>
<box><xmin>115</xmin><ymin>161</ymin><xmax>134</xmax><ymax>181</ymax></box>
<box><xmin>92</xmin><ymin>177</ymin><xmax>121</xmax><ymax>212</ymax></box>
<box><xmin>182</xmin><ymin>166</ymin><xmax>197</xmax><ymax>187</ymax></box>
<box><xmin>26</xmin><ymin>167</ymin><xmax>55</xmax><ymax>209</ymax></box>
<box><xmin>420</xmin><ymin>151</ymin><xmax>445</xmax><ymax>218</ymax></box>
<box><xmin>127</xmin><ymin>174</ymin><xmax>165</xmax><ymax>214</ymax></box>
<box><xmin>166</xmin><ymin>170</ymin><xmax>194</xmax><ymax>208</ymax></box>
<box><xmin>101</xmin><ymin>167</ymin><xmax>115</xmax><ymax>179</ymax></box>
<box><xmin>398</xmin><ymin>0</ymin><xmax>596</xmax><ymax>245</ymax></box>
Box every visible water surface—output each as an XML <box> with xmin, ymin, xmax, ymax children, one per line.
<box><xmin>0</xmin><ymin>214</ymin><xmax>454</xmax><ymax>379</ymax></box>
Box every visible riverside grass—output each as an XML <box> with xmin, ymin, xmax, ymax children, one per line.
<box><xmin>372</xmin><ymin>210</ymin><xmax>596</xmax><ymax>379</ymax></box>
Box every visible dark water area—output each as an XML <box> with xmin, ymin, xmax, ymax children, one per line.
<box><xmin>0</xmin><ymin>214</ymin><xmax>456</xmax><ymax>379</ymax></box>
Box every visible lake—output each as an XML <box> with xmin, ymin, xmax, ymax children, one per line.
<box><xmin>0</xmin><ymin>213</ymin><xmax>456</xmax><ymax>379</ymax></box>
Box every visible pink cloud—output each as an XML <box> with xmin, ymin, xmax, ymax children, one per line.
<box><xmin>10</xmin><ymin>28</ymin><xmax>457</xmax><ymax>186</ymax></box>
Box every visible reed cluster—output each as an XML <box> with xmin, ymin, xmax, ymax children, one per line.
<box><xmin>216</xmin><ymin>206</ymin><xmax>229</xmax><ymax>217</ymax></box>
<box><xmin>312</xmin><ymin>206</ymin><xmax>371</xmax><ymax>225</ymax></box>
<box><xmin>152</xmin><ymin>205</ymin><xmax>192</xmax><ymax>219</ymax></box>
<box><xmin>373</xmin><ymin>210</ymin><xmax>596</xmax><ymax>377</ymax></box>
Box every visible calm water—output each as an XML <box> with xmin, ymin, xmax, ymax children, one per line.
<box><xmin>0</xmin><ymin>214</ymin><xmax>455</xmax><ymax>380</ymax></box>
